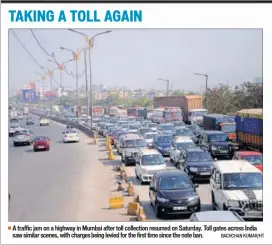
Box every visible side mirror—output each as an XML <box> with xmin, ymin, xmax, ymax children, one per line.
<box><xmin>213</xmin><ymin>183</ymin><xmax>221</xmax><ymax>189</ymax></box>
<box><xmin>150</xmin><ymin>186</ymin><xmax>156</xmax><ymax>192</ymax></box>
<box><xmin>194</xmin><ymin>184</ymin><xmax>199</xmax><ymax>188</ymax></box>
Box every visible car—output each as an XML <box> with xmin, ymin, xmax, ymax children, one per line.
<box><xmin>173</xmin><ymin>127</ymin><xmax>198</xmax><ymax>144</ymax></box>
<box><xmin>169</xmin><ymin>136</ymin><xmax>196</xmax><ymax>164</ymax></box>
<box><xmin>173</xmin><ymin>121</ymin><xmax>186</xmax><ymax>127</ymax></box>
<box><xmin>144</xmin><ymin>132</ymin><xmax>158</xmax><ymax>148</ymax></box>
<box><xmin>186</xmin><ymin>124</ymin><xmax>202</xmax><ymax>136</ymax></box>
<box><xmin>149</xmin><ymin>170</ymin><xmax>200</xmax><ymax>219</ymax></box>
<box><xmin>9</xmin><ymin>124</ymin><xmax>21</xmax><ymax>137</ymax></box>
<box><xmin>66</xmin><ymin>125</ymin><xmax>74</xmax><ymax>129</ymax></box>
<box><xmin>10</xmin><ymin>118</ymin><xmax>19</xmax><ymax>123</ymax></box>
<box><xmin>157</xmin><ymin>123</ymin><xmax>174</xmax><ymax>135</ymax></box>
<box><xmin>62</xmin><ymin>129</ymin><xmax>80</xmax><ymax>143</ymax></box>
<box><xmin>135</xmin><ymin>148</ymin><xmax>166</xmax><ymax>184</ymax></box>
<box><xmin>120</xmin><ymin>134</ymin><xmax>147</xmax><ymax>165</ymax></box>
<box><xmin>178</xmin><ymin>148</ymin><xmax>213</xmax><ymax>181</ymax></box>
<box><xmin>139</xmin><ymin>127</ymin><xmax>153</xmax><ymax>136</ymax></box>
<box><xmin>26</xmin><ymin>117</ymin><xmax>34</xmax><ymax>125</ymax></box>
<box><xmin>14</xmin><ymin>128</ymin><xmax>33</xmax><ymax>140</ymax></box>
<box><xmin>199</xmin><ymin>131</ymin><xmax>234</xmax><ymax>159</ymax></box>
<box><xmin>33</xmin><ymin>136</ymin><xmax>50</xmax><ymax>151</ymax></box>
<box><xmin>233</xmin><ymin>151</ymin><xmax>263</xmax><ymax>172</ymax></box>
<box><xmin>189</xmin><ymin>211</ymin><xmax>244</xmax><ymax>221</ymax></box>
<box><xmin>13</xmin><ymin>132</ymin><xmax>32</xmax><ymax>146</ymax></box>
<box><xmin>147</xmin><ymin>122</ymin><xmax>158</xmax><ymax>132</ymax></box>
<box><xmin>210</xmin><ymin>160</ymin><xmax>263</xmax><ymax>221</ymax></box>
<box><xmin>17</xmin><ymin>113</ymin><xmax>24</xmax><ymax>120</ymax></box>
<box><xmin>40</xmin><ymin>117</ymin><xmax>50</xmax><ymax>126</ymax></box>
<box><xmin>127</xmin><ymin>124</ymin><xmax>140</xmax><ymax>134</ymax></box>
<box><xmin>102</xmin><ymin>123</ymin><xmax>115</xmax><ymax>137</ymax></box>
<box><xmin>153</xmin><ymin>134</ymin><xmax>173</xmax><ymax>156</ymax></box>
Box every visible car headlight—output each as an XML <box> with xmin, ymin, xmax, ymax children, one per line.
<box><xmin>157</xmin><ymin>196</ymin><xmax>169</xmax><ymax>203</ymax></box>
<box><xmin>190</xmin><ymin>167</ymin><xmax>198</xmax><ymax>172</ymax></box>
<box><xmin>158</xmin><ymin>146</ymin><xmax>163</xmax><ymax>150</ymax></box>
<box><xmin>211</xmin><ymin>145</ymin><xmax>217</xmax><ymax>150</ymax></box>
<box><xmin>227</xmin><ymin>200</ymin><xmax>240</xmax><ymax>208</ymax></box>
<box><xmin>187</xmin><ymin>195</ymin><xmax>199</xmax><ymax>202</ymax></box>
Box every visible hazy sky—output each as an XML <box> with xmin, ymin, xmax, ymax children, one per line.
<box><xmin>9</xmin><ymin>29</ymin><xmax>262</xmax><ymax>95</ymax></box>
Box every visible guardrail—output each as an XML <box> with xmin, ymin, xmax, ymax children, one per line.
<box><xmin>30</xmin><ymin>110</ymin><xmax>94</xmax><ymax>137</ymax></box>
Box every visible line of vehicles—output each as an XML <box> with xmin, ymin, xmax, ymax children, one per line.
<box><xmin>93</xmin><ymin>109</ymin><xmax>263</xmax><ymax>221</ymax></box>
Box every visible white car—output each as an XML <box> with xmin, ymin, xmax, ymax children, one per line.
<box><xmin>40</xmin><ymin>117</ymin><xmax>50</xmax><ymax>126</ymax></box>
<box><xmin>169</xmin><ymin>136</ymin><xmax>196</xmax><ymax>163</ymax></box>
<box><xmin>135</xmin><ymin>148</ymin><xmax>167</xmax><ymax>184</ymax></box>
<box><xmin>63</xmin><ymin>129</ymin><xmax>80</xmax><ymax>143</ymax></box>
<box><xmin>211</xmin><ymin>160</ymin><xmax>263</xmax><ymax>221</ymax></box>
<box><xmin>144</xmin><ymin>132</ymin><xmax>158</xmax><ymax>147</ymax></box>
<box><xmin>9</xmin><ymin>124</ymin><xmax>21</xmax><ymax>137</ymax></box>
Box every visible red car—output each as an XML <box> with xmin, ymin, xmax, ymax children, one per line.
<box><xmin>33</xmin><ymin>136</ymin><xmax>50</xmax><ymax>152</ymax></box>
<box><xmin>233</xmin><ymin>151</ymin><xmax>263</xmax><ymax>172</ymax></box>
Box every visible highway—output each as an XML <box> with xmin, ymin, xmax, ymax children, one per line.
<box><xmin>8</xmin><ymin>115</ymin><xmax>130</xmax><ymax>222</ymax></box>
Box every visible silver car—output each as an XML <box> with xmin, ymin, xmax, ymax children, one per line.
<box><xmin>13</xmin><ymin>132</ymin><xmax>32</xmax><ymax>146</ymax></box>
<box><xmin>189</xmin><ymin>211</ymin><xmax>244</xmax><ymax>221</ymax></box>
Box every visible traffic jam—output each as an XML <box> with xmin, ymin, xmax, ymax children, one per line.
<box><xmin>9</xmin><ymin>94</ymin><xmax>263</xmax><ymax>221</ymax></box>
<box><xmin>93</xmin><ymin>95</ymin><xmax>263</xmax><ymax>221</ymax></box>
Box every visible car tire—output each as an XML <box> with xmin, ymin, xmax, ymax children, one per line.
<box><xmin>211</xmin><ymin>192</ymin><xmax>217</xmax><ymax>210</ymax></box>
<box><xmin>121</xmin><ymin>155</ymin><xmax>125</xmax><ymax>163</ymax></box>
<box><xmin>135</xmin><ymin>170</ymin><xmax>139</xmax><ymax>179</ymax></box>
<box><xmin>170</xmin><ymin>156</ymin><xmax>173</xmax><ymax>162</ymax></box>
<box><xmin>33</xmin><ymin>148</ymin><xmax>37</xmax><ymax>152</ymax></box>
<box><xmin>47</xmin><ymin>148</ymin><xmax>50</xmax><ymax>151</ymax></box>
<box><xmin>13</xmin><ymin>143</ymin><xmax>17</xmax><ymax>147</ymax></box>
<box><xmin>155</xmin><ymin>203</ymin><xmax>163</xmax><ymax>219</ymax></box>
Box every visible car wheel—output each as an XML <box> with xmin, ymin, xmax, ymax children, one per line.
<box><xmin>135</xmin><ymin>170</ymin><xmax>139</xmax><ymax>179</ymax></box>
<box><xmin>155</xmin><ymin>203</ymin><xmax>163</xmax><ymax>219</ymax></box>
<box><xmin>47</xmin><ymin>148</ymin><xmax>50</xmax><ymax>151</ymax></box>
<box><xmin>170</xmin><ymin>156</ymin><xmax>173</xmax><ymax>162</ymax></box>
<box><xmin>121</xmin><ymin>155</ymin><xmax>125</xmax><ymax>162</ymax></box>
<box><xmin>211</xmin><ymin>192</ymin><xmax>217</xmax><ymax>210</ymax></box>
<box><xmin>13</xmin><ymin>143</ymin><xmax>17</xmax><ymax>147</ymax></box>
<box><xmin>33</xmin><ymin>148</ymin><xmax>36</xmax><ymax>152</ymax></box>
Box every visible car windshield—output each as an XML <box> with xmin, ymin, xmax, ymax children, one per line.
<box><xmin>141</xmin><ymin>128</ymin><xmax>152</xmax><ymax>134</ymax></box>
<box><xmin>176</xmin><ymin>128</ymin><xmax>194</xmax><ymax>136</ymax></box>
<box><xmin>142</xmin><ymin>154</ymin><xmax>164</xmax><ymax>166</ymax></box>
<box><xmin>129</xmin><ymin>125</ymin><xmax>139</xmax><ymax>130</ymax></box>
<box><xmin>191</xmin><ymin>111</ymin><xmax>207</xmax><ymax>117</ymax></box>
<box><xmin>187</xmin><ymin>125</ymin><xmax>200</xmax><ymax>131</ymax></box>
<box><xmin>187</xmin><ymin>152</ymin><xmax>213</xmax><ymax>162</ymax></box>
<box><xmin>221</xmin><ymin>124</ymin><xmax>236</xmax><ymax>133</ymax></box>
<box><xmin>145</xmin><ymin>134</ymin><xmax>157</xmax><ymax>140</ymax></box>
<box><xmin>158</xmin><ymin>175</ymin><xmax>193</xmax><ymax>190</ymax></box>
<box><xmin>208</xmin><ymin>134</ymin><xmax>228</xmax><ymax>142</ymax></box>
<box><xmin>174</xmin><ymin>121</ymin><xmax>186</xmax><ymax>127</ymax></box>
<box><xmin>157</xmin><ymin>136</ymin><xmax>172</xmax><ymax>144</ymax></box>
<box><xmin>10</xmin><ymin>125</ymin><xmax>19</xmax><ymax>128</ymax></box>
<box><xmin>161</xmin><ymin>125</ymin><xmax>174</xmax><ymax>131</ymax></box>
<box><xmin>242</xmin><ymin>155</ymin><xmax>263</xmax><ymax>165</ymax></box>
<box><xmin>124</xmin><ymin>139</ymin><xmax>146</xmax><ymax>148</ymax></box>
<box><xmin>16</xmin><ymin>133</ymin><xmax>26</xmax><ymax>136</ymax></box>
<box><xmin>148</xmin><ymin>123</ymin><xmax>157</xmax><ymax>128</ymax></box>
<box><xmin>176</xmin><ymin>142</ymin><xmax>196</xmax><ymax>150</ymax></box>
<box><xmin>122</xmin><ymin>124</ymin><xmax>129</xmax><ymax>129</ymax></box>
<box><xmin>35</xmin><ymin>136</ymin><xmax>47</xmax><ymax>141</ymax></box>
<box><xmin>223</xmin><ymin>173</ymin><xmax>263</xmax><ymax>190</ymax></box>
<box><xmin>67</xmin><ymin>130</ymin><xmax>77</xmax><ymax>134</ymax></box>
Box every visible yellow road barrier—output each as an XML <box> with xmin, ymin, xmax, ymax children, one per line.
<box><xmin>127</xmin><ymin>202</ymin><xmax>140</xmax><ymax>216</ymax></box>
<box><xmin>133</xmin><ymin>195</ymin><xmax>140</xmax><ymax>203</ymax></box>
<box><xmin>109</xmin><ymin>196</ymin><xmax>124</xmax><ymax>209</ymax></box>
<box><xmin>137</xmin><ymin>206</ymin><xmax>146</xmax><ymax>221</ymax></box>
<box><xmin>109</xmin><ymin>149</ymin><xmax>115</xmax><ymax>160</ymax></box>
<box><xmin>127</xmin><ymin>182</ymin><xmax>135</xmax><ymax>196</ymax></box>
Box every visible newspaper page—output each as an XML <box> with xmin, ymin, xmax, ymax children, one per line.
<box><xmin>1</xmin><ymin>0</ymin><xmax>269</xmax><ymax>244</ymax></box>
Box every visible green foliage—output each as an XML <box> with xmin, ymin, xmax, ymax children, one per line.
<box><xmin>204</xmin><ymin>82</ymin><xmax>263</xmax><ymax>114</ymax></box>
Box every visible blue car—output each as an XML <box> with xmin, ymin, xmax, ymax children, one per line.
<box><xmin>153</xmin><ymin>134</ymin><xmax>173</xmax><ymax>156</ymax></box>
<box><xmin>158</xmin><ymin>123</ymin><xmax>174</xmax><ymax>135</ymax></box>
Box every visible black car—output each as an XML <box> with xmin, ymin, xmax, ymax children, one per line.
<box><xmin>178</xmin><ymin>148</ymin><xmax>213</xmax><ymax>181</ymax></box>
<box><xmin>173</xmin><ymin>127</ymin><xmax>198</xmax><ymax>144</ymax></box>
<box><xmin>199</xmin><ymin>131</ymin><xmax>234</xmax><ymax>158</ymax></box>
<box><xmin>26</xmin><ymin>117</ymin><xmax>34</xmax><ymax>125</ymax></box>
<box><xmin>149</xmin><ymin>170</ymin><xmax>200</xmax><ymax>219</ymax></box>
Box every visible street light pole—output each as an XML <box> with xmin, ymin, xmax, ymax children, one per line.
<box><xmin>84</xmin><ymin>49</ymin><xmax>89</xmax><ymax>117</ymax></box>
<box><xmin>194</xmin><ymin>73</ymin><xmax>209</xmax><ymax>92</ymax></box>
<box><xmin>50</xmin><ymin>73</ymin><xmax>53</xmax><ymax>116</ymax></box>
<box><xmin>75</xmin><ymin>57</ymin><xmax>79</xmax><ymax>121</ymax></box>
<box><xmin>88</xmin><ymin>48</ymin><xmax>93</xmax><ymax>128</ymax></box>
<box><xmin>158</xmin><ymin>78</ymin><xmax>170</xmax><ymax>96</ymax></box>
<box><xmin>59</xmin><ymin>70</ymin><xmax>63</xmax><ymax>118</ymax></box>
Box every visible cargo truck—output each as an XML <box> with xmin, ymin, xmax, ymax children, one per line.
<box><xmin>127</xmin><ymin>107</ymin><xmax>147</xmax><ymax>119</ymax></box>
<box><xmin>235</xmin><ymin>109</ymin><xmax>263</xmax><ymax>152</ymax></box>
<box><xmin>153</xmin><ymin>95</ymin><xmax>208</xmax><ymax>125</ymax></box>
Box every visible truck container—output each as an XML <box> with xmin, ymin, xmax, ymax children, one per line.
<box><xmin>127</xmin><ymin>107</ymin><xmax>147</xmax><ymax>119</ymax></box>
<box><xmin>203</xmin><ymin>114</ymin><xmax>237</xmax><ymax>141</ymax></box>
<box><xmin>153</xmin><ymin>95</ymin><xmax>207</xmax><ymax>124</ymax></box>
<box><xmin>235</xmin><ymin>109</ymin><xmax>263</xmax><ymax>151</ymax></box>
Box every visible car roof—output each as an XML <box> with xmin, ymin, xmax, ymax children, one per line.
<box><xmin>160</xmin><ymin>123</ymin><xmax>174</xmax><ymax>126</ymax></box>
<box><xmin>156</xmin><ymin>169</ymin><xmax>188</xmax><ymax>178</ymax></box>
<box><xmin>213</xmin><ymin>160</ymin><xmax>262</xmax><ymax>174</ymax></box>
<box><xmin>175</xmin><ymin>126</ymin><xmax>189</xmax><ymax>130</ymax></box>
<box><xmin>123</xmin><ymin>134</ymin><xmax>143</xmax><ymax>140</ymax></box>
<box><xmin>204</xmin><ymin>130</ymin><xmax>225</xmax><ymax>135</ymax></box>
<box><xmin>193</xmin><ymin>211</ymin><xmax>243</xmax><ymax>221</ymax></box>
<box><xmin>174</xmin><ymin>136</ymin><xmax>193</xmax><ymax>143</ymax></box>
<box><xmin>237</xmin><ymin>151</ymin><xmax>262</xmax><ymax>156</ymax></box>
<box><xmin>139</xmin><ymin>148</ymin><xmax>161</xmax><ymax>155</ymax></box>
<box><xmin>185</xmin><ymin>148</ymin><xmax>205</xmax><ymax>153</ymax></box>
<box><xmin>145</xmin><ymin>132</ymin><xmax>158</xmax><ymax>135</ymax></box>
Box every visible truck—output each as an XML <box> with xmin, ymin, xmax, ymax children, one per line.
<box><xmin>127</xmin><ymin>107</ymin><xmax>147</xmax><ymax>119</ymax></box>
<box><xmin>23</xmin><ymin>106</ymin><xmax>29</xmax><ymax>115</ymax></box>
<box><xmin>10</xmin><ymin>110</ymin><xmax>18</xmax><ymax>120</ymax></box>
<box><xmin>235</xmin><ymin>109</ymin><xmax>263</xmax><ymax>152</ymax></box>
<box><xmin>203</xmin><ymin>114</ymin><xmax>237</xmax><ymax>143</ymax></box>
<box><xmin>153</xmin><ymin>95</ymin><xmax>208</xmax><ymax>125</ymax></box>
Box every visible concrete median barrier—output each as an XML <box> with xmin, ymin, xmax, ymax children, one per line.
<box><xmin>109</xmin><ymin>196</ymin><xmax>125</xmax><ymax>209</ymax></box>
<box><xmin>127</xmin><ymin>202</ymin><xmax>140</xmax><ymax>216</ymax></box>
<box><xmin>137</xmin><ymin>206</ymin><xmax>146</xmax><ymax>221</ymax></box>
<box><xmin>127</xmin><ymin>182</ymin><xmax>135</xmax><ymax>196</ymax></box>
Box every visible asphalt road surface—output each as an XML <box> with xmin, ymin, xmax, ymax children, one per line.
<box><xmin>8</xmin><ymin>115</ymin><xmax>130</xmax><ymax>222</ymax></box>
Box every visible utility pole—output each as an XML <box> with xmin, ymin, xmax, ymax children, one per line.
<box><xmin>88</xmin><ymin>49</ymin><xmax>93</xmax><ymax>127</ymax></box>
<box><xmin>194</xmin><ymin>72</ymin><xmax>209</xmax><ymax>108</ymax></box>
<box><xmin>158</xmin><ymin>78</ymin><xmax>170</xmax><ymax>96</ymax></box>
<box><xmin>49</xmin><ymin>71</ymin><xmax>53</xmax><ymax>116</ymax></box>
<box><xmin>84</xmin><ymin>49</ymin><xmax>89</xmax><ymax>117</ymax></box>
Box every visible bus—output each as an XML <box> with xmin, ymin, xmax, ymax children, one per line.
<box><xmin>151</xmin><ymin>107</ymin><xmax>183</xmax><ymax>123</ymax></box>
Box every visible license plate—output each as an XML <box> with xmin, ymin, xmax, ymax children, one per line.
<box><xmin>200</xmin><ymin>172</ymin><xmax>210</xmax><ymax>175</ymax></box>
<box><xmin>220</xmin><ymin>150</ymin><xmax>228</xmax><ymax>153</ymax></box>
<box><xmin>173</xmin><ymin>206</ymin><xmax>187</xmax><ymax>211</ymax></box>
<box><xmin>38</xmin><ymin>146</ymin><xmax>44</xmax><ymax>149</ymax></box>
<box><xmin>245</xmin><ymin>211</ymin><xmax>262</xmax><ymax>217</ymax></box>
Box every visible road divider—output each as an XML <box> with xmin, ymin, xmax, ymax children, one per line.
<box><xmin>127</xmin><ymin>202</ymin><xmax>140</xmax><ymax>216</ymax></box>
<box><xmin>137</xmin><ymin>206</ymin><xmax>147</xmax><ymax>221</ymax></box>
<box><xmin>127</xmin><ymin>182</ymin><xmax>135</xmax><ymax>196</ymax></box>
<box><xmin>109</xmin><ymin>196</ymin><xmax>125</xmax><ymax>209</ymax></box>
